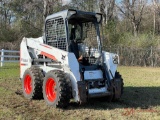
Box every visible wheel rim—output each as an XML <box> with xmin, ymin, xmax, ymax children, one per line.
<box><xmin>24</xmin><ymin>74</ymin><xmax>32</xmax><ymax>94</ymax></box>
<box><xmin>45</xmin><ymin>78</ymin><xmax>56</xmax><ymax>102</ymax></box>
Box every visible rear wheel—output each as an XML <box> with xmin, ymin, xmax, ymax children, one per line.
<box><xmin>22</xmin><ymin>67</ymin><xmax>44</xmax><ymax>99</ymax></box>
<box><xmin>43</xmin><ymin>70</ymin><xmax>71</xmax><ymax>108</ymax></box>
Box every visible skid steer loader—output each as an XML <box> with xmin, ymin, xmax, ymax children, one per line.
<box><xmin>20</xmin><ymin>9</ymin><xmax>124</xmax><ymax>108</ymax></box>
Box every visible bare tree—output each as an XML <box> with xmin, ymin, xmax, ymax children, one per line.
<box><xmin>43</xmin><ymin>0</ymin><xmax>61</xmax><ymax>21</ymax></box>
<box><xmin>116</xmin><ymin>0</ymin><xmax>146</xmax><ymax>36</ymax></box>
<box><xmin>43</xmin><ymin>0</ymin><xmax>53</xmax><ymax>21</ymax></box>
<box><xmin>99</xmin><ymin>0</ymin><xmax>116</xmax><ymax>24</ymax></box>
<box><xmin>69</xmin><ymin>0</ymin><xmax>97</xmax><ymax>12</ymax></box>
<box><xmin>0</xmin><ymin>0</ymin><xmax>13</xmax><ymax>28</ymax></box>
<box><xmin>152</xmin><ymin>0</ymin><xmax>160</xmax><ymax>34</ymax></box>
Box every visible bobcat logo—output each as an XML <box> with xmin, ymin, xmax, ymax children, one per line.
<box><xmin>61</xmin><ymin>54</ymin><xmax>66</xmax><ymax>60</ymax></box>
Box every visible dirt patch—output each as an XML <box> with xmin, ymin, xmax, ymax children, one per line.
<box><xmin>0</xmin><ymin>66</ymin><xmax>160</xmax><ymax>120</ymax></box>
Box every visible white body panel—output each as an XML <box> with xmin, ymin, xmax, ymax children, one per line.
<box><xmin>103</xmin><ymin>51</ymin><xmax>119</xmax><ymax>79</ymax></box>
<box><xmin>89</xmin><ymin>87</ymin><xmax>107</xmax><ymax>94</ymax></box>
<box><xmin>20</xmin><ymin>37</ymin><xmax>32</xmax><ymax>78</ymax></box>
<box><xmin>20</xmin><ymin>37</ymin><xmax>81</xmax><ymax>101</ymax></box>
<box><xmin>84</xmin><ymin>70</ymin><xmax>103</xmax><ymax>80</ymax></box>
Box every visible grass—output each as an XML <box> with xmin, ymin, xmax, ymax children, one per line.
<box><xmin>0</xmin><ymin>64</ymin><xmax>160</xmax><ymax>120</ymax></box>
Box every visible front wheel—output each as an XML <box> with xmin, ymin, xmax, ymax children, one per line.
<box><xmin>112</xmin><ymin>71</ymin><xmax>124</xmax><ymax>101</ymax></box>
<box><xmin>43</xmin><ymin>70</ymin><xmax>71</xmax><ymax>108</ymax></box>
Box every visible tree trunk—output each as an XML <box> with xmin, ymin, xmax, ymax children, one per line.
<box><xmin>153</xmin><ymin>0</ymin><xmax>156</xmax><ymax>35</ymax></box>
<box><xmin>132</xmin><ymin>21</ymin><xmax>138</xmax><ymax>37</ymax></box>
<box><xmin>153</xmin><ymin>10</ymin><xmax>156</xmax><ymax>35</ymax></box>
<box><xmin>99</xmin><ymin>0</ymin><xmax>107</xmax><ymax>24</ymax></box>
<box><xmin>43</xmin><ymin>0</ymin><xmax>48</xmax><ymax>22</ymax></box>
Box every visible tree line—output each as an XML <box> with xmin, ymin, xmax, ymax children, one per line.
<box><xmin>0</xmin><ymin>0</ymin><xmax>160</xmax><ymax>66</ymax></box>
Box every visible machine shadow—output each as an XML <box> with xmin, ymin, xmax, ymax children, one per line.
<box><xmin>68</xmin><ymin>86</ymin><xmax>160</xmax><ymax>110</ymax></box>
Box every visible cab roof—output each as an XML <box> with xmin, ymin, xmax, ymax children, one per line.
<box><xmin>45</xmin><ymin>9</ymin><xmax>102</xmax><ymax>23</ymax></box>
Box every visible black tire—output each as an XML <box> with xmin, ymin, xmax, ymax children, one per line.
<box><xmin>112</xmin><ymin>71</ymin><xmax>124</xmax><ymax>101</ymax></box>
<box><xmin>22</xmin><ymin>67</ymin><xmax>44</xmax><ymax>99</ymax></box>
<box><xmin>43</xmin><ymin>70</ymin><xmax>71</xmax><ymax>108</ymax></box>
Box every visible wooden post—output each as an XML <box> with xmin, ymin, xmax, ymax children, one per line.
<box><xmin>1</xmin><ymin>49</ymin><xmax>4</xmax><ymax>67</ymax></box>
<box><xmin>151</xmin><ymin>46</ymin><xmax>153</xmax><ymax>67</ymax></box>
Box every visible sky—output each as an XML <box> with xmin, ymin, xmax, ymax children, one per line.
<box><xmin>61</xmin><ymin>0</ymin><xmax>72</xmax><ymax>6</ymax></box>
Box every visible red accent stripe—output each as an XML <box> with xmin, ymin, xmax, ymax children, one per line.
<box><xmin>20</xmin><ymin>49</ymin><xmax>21</xmax><ymax>75</ymax></box>
<box><xmin>40</xmin><ymin>44</ymin><xmax>52</xmax><ymax>49</ymax></box>
<box><xmin>41</xmin><ymin>51</ymin><xmax>57</xmax><ymax>61</ymax></box>
<box><xmin>21</xmin><ymin>64</ymin><xmax>27</xmax><ymax>66</ymax></box>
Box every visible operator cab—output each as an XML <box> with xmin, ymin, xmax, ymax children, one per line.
<box><xmin>67</xmin><ymin>10</ymin><xmax>102</xmax><ymax>66</ymax></box>
<box><xmin>44</xmin><ymin>9</ymin><xmax>102</xmax><ymax>66</ymax></box>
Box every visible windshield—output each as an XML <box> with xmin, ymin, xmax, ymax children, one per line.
<box><xmin>68</xmin><ymin>21</ymin><xmax>99</xmax><ymax>50</ymax></box>
<box><xmin>67</xmin><ymin>14</ymin><xmax>102</xmax><ymax>65</ymax></box>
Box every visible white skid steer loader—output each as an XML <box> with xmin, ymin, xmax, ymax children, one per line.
<box><xmin>20</xmin><ymin>9</ymin><xmax>124</xmax><ymax>108</ymax></box>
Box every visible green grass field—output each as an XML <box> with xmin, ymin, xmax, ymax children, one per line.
<box><xmin>0</xmin><ymin>64</ymin><xmax>160</xmax><ymax>120</ymax></box>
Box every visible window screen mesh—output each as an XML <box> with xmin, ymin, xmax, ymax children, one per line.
<box><xmin>45</xmin><ymin>17</ymin><xmax>67</xmax><ymax>51</ymax></box>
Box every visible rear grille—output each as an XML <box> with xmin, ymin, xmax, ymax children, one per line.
<box><xmin>46</xmin><ymin>17</ymin><xmax>67</xmax><ymax>51</ymax></box>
